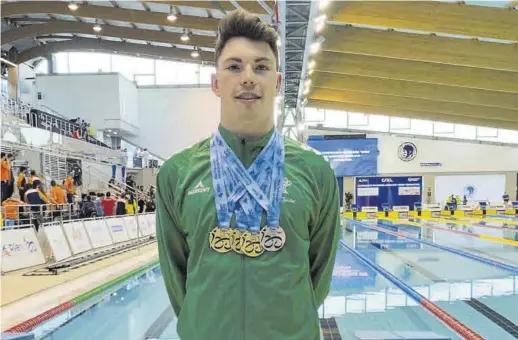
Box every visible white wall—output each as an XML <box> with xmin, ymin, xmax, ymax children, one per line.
<box><xmin>36</xmin><ymin>74</ymin><xmax>121</xmax><ymax>128</ymax></box>
<box><xmin>374</xmin><ymin>134</ymin><xmax>518</xmax><ymax>173</ymax></box>
<box><xmin>132</xmin><ymin>87</ymin><xmax>220</xmax><ymax>159</ymax></box>
<box><xmin>118</xmin><ymin>76</ymin><xmax>139</xmax><ymax>128</ymax></box>
<box><xmin>18</xmin><ymin>63</ymin><xmax>37</xmax><ymax>105</ymax></box>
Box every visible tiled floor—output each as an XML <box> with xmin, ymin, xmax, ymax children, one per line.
<box><xmin>1</xmin><ymin>242</ymin><xmax>158</xmax><ymax>331</ymax></box>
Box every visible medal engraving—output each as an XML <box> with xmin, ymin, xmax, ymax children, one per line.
<box><xmin>241</xmin><ymin>231</ymin><xmax>264</xmax><ymax>257</ymax></box>
<box><xmin>231</xmin><ymin>229</ymin><xmax>244</xmax><ymax>254</ymax></box>
<box><xmin>260</xmin><ymin>226</ymin><xmax>286</xmax><ymax>252</ymax></box>
<box><xmin>209</xmin><ymin>227</ymin><xmax>232</xmax><ymax>253</ymax></box>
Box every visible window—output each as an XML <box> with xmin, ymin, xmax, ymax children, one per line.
<box><xmin>112</xmin><ymin>55</ymin><xmax>154</xmax><ymax>81</ymax></box>
<box><xmin>410</xmin><ymin>119</ymin><xmax>433</xmax><ymax>136</ymax></box>
<box><xmin>199</xmin><ymin>65</ymin><xmax>215</xmax><ymax>84</ymax></box>
<box><xmin>134</xmin><ymin>75</ymin><xmax>155</xmax><ymax>86</ymax></box>
<box><xmin>54</xmin><ymin>52</ymin><xmax>69</xmax><ymax>73</ymax></box>
<box><xmin>34</xmin><ymin>59</ymin><xmax>48</xmax><ymax>74</ymax></box>
<box><xmin>155</xmin><ymin>60</ymin><xmax>198</xmax><ymax>85</ymax></box>
<box><xmin>433</xmin><ymin>122</ymin><xmax>455</xmax><ymax>135</ymax></box>
<box><xmin>498</xmin><ymin>129</ymin><xmax>518</xmax><ymax>144</ymax></box>
<box><xmin>69</xmin><ymin>52</ymin><xmax>110</xmax><ymax>73</ymax></box>
<box><xmin>454</xmin><ymin>124</ymin><xmax>476</xmax><ymax>140</ymax></box>
<box><xmin>348</xmin><ymin>112</ymin><xmax>369</xmax><ymax>126</ymax></box>
<box><xmin>390</xmin><ymin>117</ymin><xmax>411</xmax><ymax>131</ymax></box>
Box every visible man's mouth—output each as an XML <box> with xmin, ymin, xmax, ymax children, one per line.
<box><xmin>235</xmin><ymin>92</ymin><xmax>261</xmax><ymax>101</ymax></box>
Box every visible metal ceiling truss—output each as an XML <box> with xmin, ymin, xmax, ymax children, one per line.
<box><xmin>277</xmin><ymin>0</ymin><xmax>313</xmax><ymax>141</ymax></box>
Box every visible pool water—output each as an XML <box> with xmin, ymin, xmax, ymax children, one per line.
<box><xmin>31</xmin><ymin>217</ymin><xmax>518</xmax><ymax>339</ymax></box>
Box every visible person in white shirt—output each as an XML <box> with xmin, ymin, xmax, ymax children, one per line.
<box><xmin>139</xmin><ymin>148</ymin><xmax>150</xmax><ymax>168</ymax></box>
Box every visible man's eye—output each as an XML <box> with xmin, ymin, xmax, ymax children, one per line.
<box><xmin>227</xmin><ymin>65</ymin><xmax>240</xmax><ymax>71</ymax></box>
<box><xmin>256</xmin><ymin>65</ymin><xmax>269</xmax><ymax>71</ymax></box>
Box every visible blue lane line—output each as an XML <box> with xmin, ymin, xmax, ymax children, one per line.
<box><xmin>350</xmin><ymin>219</ymin><xmax>518</xmax><ymax>275</ymax></box>
<box><xmin>340</xmin><ymin>239</ymin><xmax>424</xmax><ymax>303</ymax></box>
<box><xmin>341</xmin><ymin>238</ymin><xmax>485</xmax><ymax>339</ymax></box>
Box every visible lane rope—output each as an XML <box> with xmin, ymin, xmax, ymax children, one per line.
<box><xmin>341</xmin><ymin>240</ymin><xmax>484</xmax><ymax>340</ymax></box>
<box><xmin>350</xmin><ymin>219</ymin><xmax>518</xmax><ymax>275</ymax></box>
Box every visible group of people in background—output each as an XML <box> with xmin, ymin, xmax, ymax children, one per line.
<box><xmin>69</xmin><ymin>117</ymin><xmax>95</xmax><ymax>140</ymax></box>
<box><xmin>79</xmin><ymin>187</ymin><xmax>155</xmax><ymax>219</ymax></box>
<box><xmin>1</xmin><ymin>150</ymin><xmax>156</xmax><ymax>229</ymax></box>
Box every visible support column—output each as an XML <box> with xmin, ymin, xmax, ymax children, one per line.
<box><xmin>7</xmin><ymin>65</ymin><xmax>18</xmax><ymax>100</ymax></box>
<box><xmin>46</xmin><ymin>54</ymin><xmax>56</xmax><ymax>74</ymax></box>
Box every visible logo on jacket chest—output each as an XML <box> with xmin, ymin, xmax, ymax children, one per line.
<box><xmin>186</xmin><ymin>178</ymin><xmax>296</xmax><ymax>203</ymax></box>
<box><xmin>187</xmin><ymin>181</ymin><xmax>210</xmax><ymax>196</ymax></box>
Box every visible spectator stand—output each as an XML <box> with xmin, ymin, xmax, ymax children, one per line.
<box><xmin>1</xmin><ymin>212</ymin><xmax>156</xmax><ymax>276</ymax></box>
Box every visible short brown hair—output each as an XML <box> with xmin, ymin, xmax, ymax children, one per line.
<box><xmin>215</xmin><ymin>9</ymin><xmax>280</xmax><ymax>69</ymax></box>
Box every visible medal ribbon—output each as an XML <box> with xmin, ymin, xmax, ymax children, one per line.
<box><xmin>210</xmin><ymin>129</ymin><xmax>284</xmax><ymax>232</ymax></box>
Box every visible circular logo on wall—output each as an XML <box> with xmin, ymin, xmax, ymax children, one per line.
<box><xmin>398</xmin><ymin>142</ymin><xmax>417</xmax><ymax>162</ymax></box>
<box><xmin>464</xmin><ymin>185</ymin><xmax>476</xmax><ymax>198</ymax></box>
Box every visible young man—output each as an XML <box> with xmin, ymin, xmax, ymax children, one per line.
<box><xmin>156</xmin><ymin>10</ymin><xmax>340</xmax><ymax>340</ymax></box>
<box><xmin>101</xmin><ymin>192</ymin><xmax>116</xmax><ymax>216</ymax></box>
<box><xmin>16</xmin><ymin>166</ymin><xmax>28</xmax><ymax>201</ymax></box>
<box><xmin>50</xmin><ymin>180</ymin><xmax>67</xmax><ymax>204</ymax></box>
<box><xmin>64</xmin><ymin>174</ymin><xmax>75</xmax><ymax>204</ymax></box>
<box><xmin>94</xmin><ymin>192</ymin><xmax>105</xmax><ymax>217</ymax></box>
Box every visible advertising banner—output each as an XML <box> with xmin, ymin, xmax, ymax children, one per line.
<box><xmin>2</xmin><ymin>227</ymin><xmax>46</xmax><ymax>272</ymax></box>
<box><xmin>43</xmin><ymin>223</ymin><xmax>72</xmax><ymax>262</ymax></box>
<box><xmin>123</xmin><ymin>216</ymin><xmax>140</xmax><ymax>239</ymax></box>
<box><xmin>356</xmin><ymin>176</ymin><xmax>423</xmax><ymax>210</ymax></box>
<box><xmin>84</xmin><ymin>220</ymin><xmax>113</xmax><ymax>249</ymax></box>
<box><xmin>105</xmin><ymin>218</ymin><xmax>130</xmax><ymax>243</ymax></box>
<box><xmin>146</xmin><ymin>214</ymin><xmax>156</xmax><ymax>235</ymax></box>
<box><xmin>137</xmin><ymin>214</ymin><xmax>153</xmax><ymax>236</ymax></box>
<box><xmin>62</xmin><ymin>221</ymin><xmax>92</xmax><ymax>254</ymax></box>
<box><xmin>307</xmin><ymin>137</ymin><xmax>378</xmax><ymax>176</ymax></box>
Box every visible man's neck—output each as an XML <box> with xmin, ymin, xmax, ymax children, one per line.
<box><xmin>220</xmin><ymin>116</ymin><xmax>274</xmax><ymax>141</ymax></box>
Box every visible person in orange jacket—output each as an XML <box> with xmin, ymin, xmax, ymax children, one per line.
<box><xmin>64</xmin><ymin>175</ymin><xmax>75</xmax><ymax>204</ymax></box>
<box><xmin>1</xmin><ymin>152</ymin><xmax>12</xmax><ymax>202</ymax></box>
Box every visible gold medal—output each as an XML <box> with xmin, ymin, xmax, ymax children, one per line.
<box><xmin>209</xmin><ymin>227</ymin><xmax>233</xmax><ymax>253</ymax></box>
<box><xmin>260</xmin><ymin>226</ymin><xmax>286</xmax><ymax>252</ymax></box>
<box><xmin>241</xmin><ymin>231</ymin><xmax>264</xmax><ymax>257</ymax></box>
<box><xmin>231</xmin><ymin>229</ymin><xmax>245</xmax><ymax>254</ymax></box>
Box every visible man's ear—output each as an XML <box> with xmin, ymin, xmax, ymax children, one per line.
<box><xmin>211</xmin><ymin>72</ymin><xmax>220</xmax><ymax>97</ymax></box>
<box><xmin>275</xmin><ymin>72</ymin><xmax>282</xmax><ymax>95</ymax></box>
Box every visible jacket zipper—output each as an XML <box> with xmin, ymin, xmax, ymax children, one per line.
<box><xmin>241</xmin><ymin>138</ymin><xmax>247</xmax><ymax>340</ymax></box>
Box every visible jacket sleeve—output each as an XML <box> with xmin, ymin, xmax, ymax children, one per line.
<box><xmin>308</xmin><ymin>162</ymin><xmax>340</xmax><ymax>308</ymax></box>
<box><xmin>156</xmin><ymin>165</ymin><xmax>189</xmax><ymax>317</ymax></box>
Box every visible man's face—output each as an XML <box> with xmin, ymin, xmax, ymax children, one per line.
<box><xmin>212</xmin><ymin>37</ymin><xmax>281</xmax><ymax>122</ymax></box>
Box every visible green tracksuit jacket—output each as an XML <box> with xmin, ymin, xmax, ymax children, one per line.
<box><xmin>156</xmin><ymin>125</ymin><xmax>340</xmax><ymax>340</ymax></box>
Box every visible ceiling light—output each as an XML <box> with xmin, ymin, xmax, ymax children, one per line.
<box><xmin>167</xmin><ymin>13</ymin><xmax>177</xmax><ymax>22</ymax></box>
<box><xmin>181</xmin><ymin>32</ymin><xmax>190</xmax><ymax>42</ymax></box>
<box><xmin>304</xmin><ymin>79</ymin><xmax>311</xmax><ymax>87</ymax></box>
<box><xmin>310</xmin><ymin>42</ymin><xmax>321</xmax><ymax>54</ymax></box>
<box><xmin>315</xmin><ymin>21</ymin><xmax>325</xmax><ymax>33</ymax></box>
<box><xmin>113</xmin><ymin>131</ymin><xmax>117</xmax><ymax>135</ymax></box>
<box><xmin>277</xmin><ymin>39</ymin><xmax>282</xmax><ymax>47</ymax></box>
<box><xmin>319</xmin><ymin>0</ymin><xmax>330</xmax><ymax>10</ymax></box>
<box><xmin>315</xmin><ymin>14</ymin><xmax>327</xmax><ymax>23</ymax></box>
<box><xmin>308</xmin><ymin>69</ymin><xmax>314</xmax><ymax>75</ymax></box>
<box><xmin>93</xmin><ymin>24</ymin><xmax>102</xmax><ymax>33</ymax></box>
<box><xmin>68</xmin><ymin>3</ymin><xmax>79</xmax><ymax>11</ymax></box>
<box><xmin>191</xmin><ymin>49</ymin><xmax>199</xmax><ymax>58</ymax></box>
<box><xmin>308</xmin><ymin>60</ymin><xmax>316</xmax><ymax>69</ymax></box>
<box><xmin>303</xmin><ymin>87</ymin><xmax>310</xmax><ymax>95</ymax></box>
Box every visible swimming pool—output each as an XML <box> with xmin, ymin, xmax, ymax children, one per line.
<box><xmin>21</xmin><ymin>217</ymin><xmax>518</xmax><ymax>339</ymax></box>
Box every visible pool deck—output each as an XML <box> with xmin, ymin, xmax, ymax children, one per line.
<box><xmin>1</xmin><ymin>242</ymin><xmax>158</xmax><ymax>331</ymax></box>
